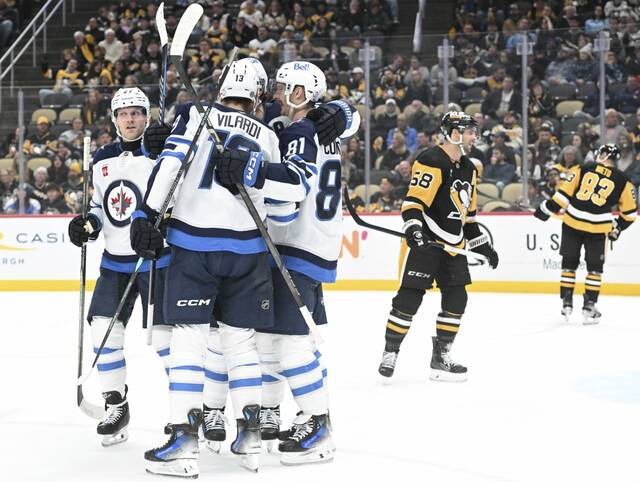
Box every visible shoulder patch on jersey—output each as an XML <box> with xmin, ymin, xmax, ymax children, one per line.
<box><xmin>93</xmin><ymin>143</ymin><xmax>122</xmax><ymax>165</ymax></box>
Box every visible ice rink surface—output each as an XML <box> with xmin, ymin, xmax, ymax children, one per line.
<box><xmin>1</xmin><ymin>290</ymin><xmax>639</xmax><ymax>482</ymax></box>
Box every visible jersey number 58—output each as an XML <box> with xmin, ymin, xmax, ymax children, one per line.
<box><xmin>410</xmin><ymin>171</ymin><xmax>433</xmax><ymax>189</ymax></box>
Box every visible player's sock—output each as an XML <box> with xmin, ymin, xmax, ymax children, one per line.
<box><xmin>203</xmin><ymin>327</ymin><xmax>229</xmax><ymax>410</ymax></box>
<box><xmin>384</xmin><ymin>308</ymin><xmax>413</xmax><ymax>352</ymax></box>
<box><xmin>584</xmin><ymin>271</ymin><xmax>602</xmax><ymax>304</ymax></box>
<box><xmin>152</xmin><ymin>324</ymin><xmax>172</xmax><ymax>376</ymax></box>
<box><xmin>91</xmin><ymin>317</ymin><xmax>127</xmax><ymax>398</ymax></box>
<box><xmin>435</xmin><ymin>311</ymin><xmax>462</xmax><ymax>343</ymax></box>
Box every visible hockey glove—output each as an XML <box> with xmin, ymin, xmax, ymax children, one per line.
<box><xmin>473</xmin><ymin>242</ymin><xmax>499</xmax><ymax>269</ymax></box>
<box><xmin>533</xmin><ymin>204</ymin><xmax>550</xmax><ymax>221</ymax></box>
<box><xmin>214</xmin><ymin>149</ymin><xmax>265</xmax><ymax>190</ymax></box>
<box><xmin>143</xmin><ymin>122</ymin><xmax>172</xmax><ymax>159</ymax></box>
<box><xmin>306</xmin><ymin>102</ymin><xmax>347</xmax><ymax>146</ymax></box>
<box><xmin>130</xmin><ymin>207</ymin><xmax>164</xmax><ymax>260</ymax></box>
<box><xmin>608</xmin><ymin>219</ymin><xmax>621</xmax><ymax>241</ymax></box>
<box><xmin>403</xmin><ymin>219</ymin><xmax>431</xmax><ymax>250</ymax></box>
<box><xmin>68</xmin><ymin>214</ymin><xmax>101</xmax><ymax>247</ymax></box>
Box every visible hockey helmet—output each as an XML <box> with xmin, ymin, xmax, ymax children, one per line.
<box><xmin>219</xmin><ymin>60</ymin><xmax>261</xmax><ymax>106</ymax></box>
<box><xmin>275</xmin><ymin>61</ymin><xmax>326</xmax><ymax>110</ymax></box>
<box><xmin>235</xmin><ymin>57</ymin><xmax>268</xmax><ymax>100</ymax></box>
<box><xmin>110</xmin><ymin>87</ymin><xmax>150</xmax><ymax>141</ymax></box>
<box><xmin>596</xmin><ymin>143</ymin><xmax>621</xmax><ymax>164</ymax></box>
<box><xmin>440</xmin><ymin>111</ymin><xmax>478</xmax><ymax>138</ymax></box>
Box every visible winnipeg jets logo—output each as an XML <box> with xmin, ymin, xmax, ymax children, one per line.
<box><xmin>103</xmin><ymin>179</ymin><xmax>142</xmax><ymax>227</ymax></box>
<box><xmin>448</xmin><ymin>179</ymin><xmax>472</xmax><ymax>221</ymax></box>
<box><xmin>110</xmin><ymin>182</ymin><xmax>133</xmax><ymax>218</ymax></box>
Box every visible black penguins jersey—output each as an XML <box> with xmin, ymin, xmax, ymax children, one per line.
<box><xmin>550</xmin><ymin>162</ymin><xmax>637</xmax><ymax>234</ymax></box>
<box><xmin>401</xmin><ymin>145</ymin><xmax>479</xmax><ymax>245</ymax></box>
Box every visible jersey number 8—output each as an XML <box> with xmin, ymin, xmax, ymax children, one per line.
<box><xmin>576</xmin><ymin>172</ymin><xmax>614</xmax><ymax>207</ymax></box>
<box><xmin>410</xmin><ymin>171</ymin><xmax>433</xmax><ymax>189</ymax></box>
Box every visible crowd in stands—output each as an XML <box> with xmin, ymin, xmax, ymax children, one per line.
<box><xmin>2</xmin><ymin>1</ymin><xmax>640</xmax><ymax>215</ymax></box>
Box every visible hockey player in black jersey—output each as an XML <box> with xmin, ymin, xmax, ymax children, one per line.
<box><xmin>534</xmin><ymin>143</ymin><xmax>637</xmax><ymax>324</ymax></box>
<box><xmin>378</xmin><ymin>112</ymin><xmax>499</xmax><ymax>382</ymax></box>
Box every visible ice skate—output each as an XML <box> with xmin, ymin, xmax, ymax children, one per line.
<box><xmin>203</xmin><ymin>405</ymin><xmax>227</xmax><ymax>454</ymax></box>
<box><xmin>97</xmin><ymin>388</ymin><xmax>129</xmax><ymax>447</ymax></box>
<box><xmin>279</xmin><ymin>413</ymin><xmax>335</xmax><ymax>466</ymax></box>
<box><xmin>260</xmin><ymin>406</ymin><xmax>280</xmax><ymax>453</ymax></box>
<box><xmin>145</xmin><ymin>409</ymin><xmax>202</xmax><ymax>479</ymax></box>
<box><xmin>561</xmin><ymin>297</ymin><xmax>573</xmax><ymax>322</ymax></box>
<box><xmin>582</xmin><ymin>300</ymin><xmax>602</xmax><ymax>325</ymax></box>
<box><xmin>429</xmin><ymin>336</ymin><xmax>468</xmax><ymax>382</ymax></box>
<box><xmin>378</xmin><ymin>350</ymin><xmax>398</xmax><ymax>378</ymax></box>
<box><xmin>231</xmin><ymin>404</ymin><xmax>261</xmax><ymax>472</ymax></box>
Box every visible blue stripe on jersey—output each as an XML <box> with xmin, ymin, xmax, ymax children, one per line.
<box><xmin>167</xmin><ymin>228</ymin><xmax>266</xmax><ymax>254</ymax></box>
<box><xmin>268</xmin><ymin>211</ymin><xmax>299</xmax><ymax>223</ymax></box>
<box><xmin>205</xmin><ymin>369</ymin><xmax>229</xmax><ymax>382</ymax></box>
<box><xmin>169</xmin><ymin>382</ymin><xmax>204</xmax><ymax>392</ymax></box>
<box><xmin>276</xmin><ymin>255</ymin><xmax>336</xmax><ymax>283</ymax></box>
<box><xmin>160</xmin><ymin>150</ymin><xmax>186</xmax><ymax>161</ymax></box>
<box><xmin>229</xmin><ymin>377</ymin><xmax>262</xmax><ymax>389</ymax></box>
<box><xmin>291</xmin><ymin>379</ymin><xmax>323</xmax><ymax>397</ymax></box>
<box><xmin>265</xmin><ymin>198</ymin><xmax>289</xmax><ymax>205</ymax></box>
<box><xmin>97</xmin><ymin>359</ymin><xmax>126</xmax><ymax>372</ymax></box>
<box><xmin>166</xmin><ymin>136</ymin><xmax>192</xmax><ymax>146</ymax></box>
<box><xmin>100</xmin><ymin>251</ymin><xmax>171</xmax><ymax>273</ymax></box>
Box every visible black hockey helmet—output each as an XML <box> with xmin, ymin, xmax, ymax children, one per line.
<box><xmin>596</xmin><ymin>143</ymin><xmax>621</xmax><ymax>163</ymax></box>
<box><xmin>440</xmin><ymin>111</ymin><xmax>478</xmax><ymax>138</ymax></box>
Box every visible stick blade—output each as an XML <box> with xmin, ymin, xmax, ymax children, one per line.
<box><xmin>156</xmin><ymin>2</ymin><xmax>169</xmax><ymax>47</ymax></box>
<box><xmin>78</xmin><ymin>387</ymin><xmax>104</xmax><ymax>420</ymax></box>
<box><xmin>169</xmin><ymin>3</ymin><xmax>204</xmax><ymax>57</ymax></box>
<box><xmin>77</xmin><ymin>371</ymin><xmax>91</xmax><ymax>386</ymax></box>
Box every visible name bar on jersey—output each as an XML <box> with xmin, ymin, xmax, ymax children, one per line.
<box><xmin>216</xmin><ymin>113</ymin><xmax>262</xmax><ymax>139</ymax></box>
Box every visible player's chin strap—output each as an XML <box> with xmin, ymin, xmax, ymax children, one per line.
<box><xmin>445</xmin><ymin>132</ymin><xmax>467</xmax><ymax>156</ymax></box>
<box><xmin>284</xmin><ymin>89</ymin><xmax>310</xmax><ymax>119</ymax></box>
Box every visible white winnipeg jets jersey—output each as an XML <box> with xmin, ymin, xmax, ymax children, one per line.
<box><xmin>89</xmin><ymin>141</ymin><xmax>170</xmax><ymax>273</ymax></box>
<box><xmin>144</xmin><ymin>103</ymin><xmax>281</xmax><ymax>253</ymax></box>
<box><xmin>264</xmin><ymin>117</ymin><xmax>343</xmax><ymax>283</ymax></box>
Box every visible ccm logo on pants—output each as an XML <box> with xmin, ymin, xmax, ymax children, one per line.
<box><xmin>407</xmin><ymin>271</ymin><xmax>430</xmax><ymax>278</ymax></box>
<box><xmin>176</xmin><ymin>299</ymin><xmax>211</xmax><ymax>307</ymax></box>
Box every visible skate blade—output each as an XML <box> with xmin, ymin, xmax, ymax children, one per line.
<box><xmin>430</xmin><ymin>370</ymin><xmax>468</xmax><ymax>383</ymax></box>
<box><xmin>238</xmin><ymin>454</ymin><xmax>259</xmax><ymax>472</ymax></box>
<box><xmin>280</xmin><ymin>446</ymin><xmax>336</xmax><ymax>466</ymax></box>
<box><xmin>205</xmin><ymin>440</ymin><xmax>222</xmax><ymax>454</ymax></box>
<box><xmin>582</xmin><ymin>317</ymin><xmax>600</xmax><ymax>325</ymax></box>
<box><xmin>101</xmin><ymin>429</ymin><xmax>128</xmax><ymax>447</ymax></box>
<box><xmin>145</xmin><ymin>459</ymin><xmax>199</xmax><ymax>478</ymax></box>
<box><xmin>562</xmin><ymin>308</ymin><xmax>572</xmax><ymax>322</ymax></box>
<box><xmin>264</xmin><ymin>440</ymin><xmax>277</xmax><ymax>453</ymax></box>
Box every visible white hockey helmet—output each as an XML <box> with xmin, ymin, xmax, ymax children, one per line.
<box><xmin>219</xmin><ymin>60</ymin><xmax>261</xmax><ymax>107</ymax></box>
<box><xmin>275</xmin><ymin>61</ymin><xmax>326</xmax><ymax>111</ymax></box>
<box><xmin>110</xmin><ymin>87</ymin><xmax>150</xmax><ymax>141</ymax></box>
<box><xmin>235</xmin><ymin>57</ymin><xmax>268</xmax><ymax>100</ymax></box>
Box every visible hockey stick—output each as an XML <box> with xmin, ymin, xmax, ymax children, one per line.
<box><xmin>145</xmin><ymin>1</ymin><xmax>170</xmax><ymax>346</ymax></box>
<box><xmin>342</xmin><ymin>186</ymin><xmax>490</xmax><ymax>264</ymax></box>
<box><xmin>77</xmin><ymin>137</ymin><xmax>104</xmax><ymax>419</ymax></box>
<box><xmin>169</xmin><ymin>12</ymin><xmax>324</xmax><ymax>343</ymax></box>
<box><xmin>78</xmin><ymin>6</ymin><xmax>217</xmax><ymax>385</ymax></box>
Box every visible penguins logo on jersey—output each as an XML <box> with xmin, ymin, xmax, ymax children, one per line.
<box><xmin>103</xmin><ymin>179</ymin><xmax>142</xmax><ymax>227</ymax></box>
<box><xmin>448</xmin><ymin>180</ymin><xmax>472</xmax><ymax>221</ymax></box>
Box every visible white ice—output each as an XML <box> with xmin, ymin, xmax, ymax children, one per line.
<box><xmin>1</xmin><ymin>290</ymin><xmax>639</xmax><ymax>482</ymax></box>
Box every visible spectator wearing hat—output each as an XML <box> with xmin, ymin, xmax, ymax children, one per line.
<box><xmin>348</xmin><ymin>67</ymin><xmax>365</xmax><ymax>104</ymax></box>
<box><xmin>484</xmin><ymin>148</ymin><xmax>517</xmax><ymax>189</ymax></box>
<box><xmin>369</xmin><ymin>176</ymin><xmax>401</xmax><ymax>213</ymax></box>
<box><xmin>98</xmin><ymin>28</ymin><xmax>123</xmax><ymax>64</ymax></box>
<box><xmin>594</xmin><ymin>108</ymin><xmax>629</xmax><ymax>145</ymax></box>
<box><xmin>386</xmin><ymin>114</ymin><xmax>418</xmax><ymax>153</ymax></box>
<box><xmin>545</xmin><ymin>47</ymin><xmax>575</xmax><ymax>86</ymax></box>
<box><xmin>481</xmin><ymin>75</ymin><xmax>521</xmax><ymax>120</ymax></box>
<box><xmin>24</xmin><ymin>117</ymin><xmax>56</xmax><ymax>157</ymax></box>
<box><xmin>374</xmin><ymin>68</ymin><xmax>406</xmax><ymax>107</ymax></box>
<box><xmin>491</xmin><ymin>110</ymin><xmax>523</xmax><ymax>151</ymax></box>
<box><xmin>41</xmin><ymin>183</ymin><xmax>71</xmax><ymax>214</ymax></box>
<box><xmin>38</xmin><ymin>58</ymin><xmax>84</xmax><ymax>106</ymax></box>
<box><xmin>373</xmin><ymin>98</ymin><xmax>399</xmax><ymax>140</ymax></box>
<box><xmin>30</xmin><ymin>166</ymin><xmax>50</xmax><ymax>204</ymax></box>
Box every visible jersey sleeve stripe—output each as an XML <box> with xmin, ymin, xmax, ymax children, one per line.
<box><xmin>552</xmin><ymin>191</ymin><xmax>570</xmax><ymax>208</ymax></box>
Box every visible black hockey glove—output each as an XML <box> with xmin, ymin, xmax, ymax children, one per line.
<box><xmin>68</xmin><ymin>214</ymin><xmax>101</xmax><ymax>247</ymax></box>
<box><xmin>143</xmin><ymin>122</ymin><xmax>172</xmax><ymax>159</ymax></box>
<box><xmin>403</xmin><ymin>219</ymin><xmax>431</xmax><ymax>250</ymax></box>
<box><xmin>130</xmin><ymin>207</ymin><xmax>164</xmax><ymax>260</ymax></box>
<box><xmin>473</xmin><ymin>243</ymin><xmax>499</xmax><ymax>269</ymax></box>
<box><xmin>608</xmin><ymin>220</ymin><xmax>621</xmax><ymax>241</ymax></box>
<box><xmin>533</xmin><ymin>205</ymin><xmax>550</xmax><ymax>221</ymax></box>
<box><xmin>306</xmin><ymin>102</ymin><xmax>347</xmax><ymax>146</ymax></box>
<box><xmin>214</xmin><ymin>148</ymin><xmax>265</xmax><ymax>190</ymax></box>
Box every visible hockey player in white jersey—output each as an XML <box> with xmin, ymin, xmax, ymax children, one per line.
<box><xmin>138</xmin><ymin>61</ymin><xmax>295</xmax><ymax>477</ymax></box>
<box><xmin>67</xmin><ymin>87</ymin><xmax>173</xmax><ymax>447</ymax></box>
